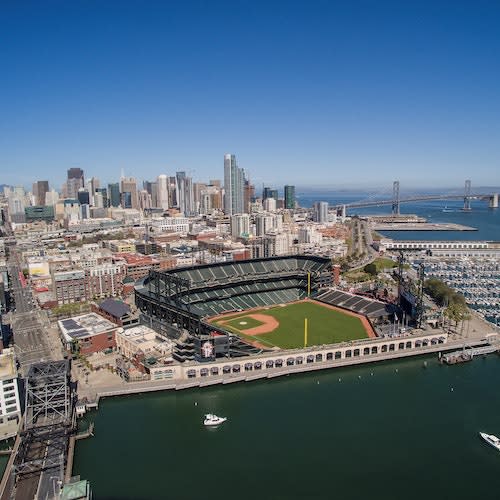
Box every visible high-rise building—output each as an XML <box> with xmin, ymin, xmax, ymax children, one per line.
<box><xmin>231</xmin><ymin>214</ymin><xmax>250</xmax><ymax>238</ymax></box>
<box><xmin>143</xmin><ymin>180</ymin><xmax>159</xmax><ymax>209</ymax></box>
<box><xmin>120</xmin><ymin>177</ymin><xmax>138</xmax><ymax>209</ymax></box>
<box><xmin>33</xmin><ymin>180</ymin><xmax>49</xmax><ymax>206</ymax></box>
<box><xmin>156</xmin><ymin>175</ymin><xmax>169</xmax><ymax>210</ymax></box>
<box><xmin>284</xmin><ymin>185</ymin><xmax>295</xmax><ymax>209</ymax></box>
<box><xmin>176</xmin><ymin>172</ymin><xmax>194</xmax><ymax>216</ymax></box>
<box><xmin>77</xmin><ymin>189</ymin><xmax>90</xmax><ymax>206</ymax></box>
<box><xmin>313</xmin><ymin>201</ymin><xmax>329</xmax><ymax>223</ymax></box>
<box><xmin>108</xmin><ymin>183</ymin><xmax>121</xmax><ymax>207</ymax></box>
<box><xmin>65</xmin><ymin>168</ymin><xmax>84</xmax><ymax>199</ymax></box>
<box><xmin>224</xmin><ymin>154</ymin><xmax>245</xmax><ymax>215</ymax></box>
<box><xmin>244</xmin><ymin>179</ymin><xmax>254</xmax><ymax>214</ymax></box>
<box><xmin>95</xmin><ymin>187</ymin><xmax>108</xmax><ymax>208</ymax></box>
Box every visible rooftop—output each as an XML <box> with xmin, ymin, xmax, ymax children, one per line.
<box><xmin>0</xmin><ymin>350</ymin><xmax>17</xmax><ymax>380</ymax></box>
<box><xmin>58</xmin><ymin>312</ymin><xmax>117</xmax><ymax>342</ymax></box>
<box><xmin>99</xmin><ymin>297</ymin><xmax>130</xmax><ymax>318</ymax></box>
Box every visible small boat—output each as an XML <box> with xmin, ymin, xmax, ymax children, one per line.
<box><xmin>479</xmin><ymin>432</ymin><xmax>500</xmax><ymax>451</ymax></box>
<box><xmin>204</xmin><ymin>414</ymin><xmax>227</xmax><ymax>426</ymax></box>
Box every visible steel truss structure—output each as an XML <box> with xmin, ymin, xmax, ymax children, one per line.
<box><xmin>24</xmin><ymin>360</ymin><xmax>72</xmax><ymax>430</ymax></box>
<box><xmin>13</xmin><ymin>423</ymin><xmax>70</xmax><ymax>478</ymax></box>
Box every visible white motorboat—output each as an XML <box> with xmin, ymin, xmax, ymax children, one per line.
<box><xmin>204</xmin><ymin>414</ymin><xmax>227</xmax><ymax>426</ymax></box>
<box><xmin>479</xmin><ymin>432</ymin><xmax>500</xmax><ymax>451</ymax></box>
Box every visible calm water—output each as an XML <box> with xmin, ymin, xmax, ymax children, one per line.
<box><xmin>298</xmin><ymin>191</ymin><xmax>500</xmax><ymax>241</ymax></box>
<box><xmin>74</xmin><ymin>356</ymin><xmax>500</xmax><ymax>500</ymax></box>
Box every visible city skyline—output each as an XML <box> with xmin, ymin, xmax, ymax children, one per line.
<box><xmin>1</xmin><ymin>1</ymin><xmax>499</xmax><ymax>188</ymax></box>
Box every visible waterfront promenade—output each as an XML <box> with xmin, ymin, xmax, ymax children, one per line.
<box><xmin>76</xmin><ymin>332</ymin><xmax>493</xmax><ymax>405</ymax></box>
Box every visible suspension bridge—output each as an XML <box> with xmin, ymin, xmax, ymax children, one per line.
<box><xmin>333</xmin><ymin>180</ymin><xmax>499</xmax><ymax>215</ymax></box>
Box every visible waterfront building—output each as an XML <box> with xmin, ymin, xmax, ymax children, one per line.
<box><xmin>58</xmin><ymin>312</ymin><xmax>117</xmax><ymax>355</ymax></box>
<box><xmin>284</xmin><ymin>185</ymin><xmax>295</xmax><ymax>209</ymax></box>
<box><xmin>0</xmin><ymin>349</ymin><xmax>21</xmax><ymax>441</ymax></box>
<box><xmin>223</xmin><ymin>154</ymin><xmax>245</xmax><ymax>215</ymax></box>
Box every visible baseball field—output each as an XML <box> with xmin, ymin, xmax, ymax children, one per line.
<box><xmin>210</xmin><ymin>300</ymin><xmax>374</xmax><ymax>349</ymax></box>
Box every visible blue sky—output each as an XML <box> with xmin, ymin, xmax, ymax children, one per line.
<box><xmin>1</xmin><ymin>0</ymin><xmax>499</xmax><ymax>191</ymax></box>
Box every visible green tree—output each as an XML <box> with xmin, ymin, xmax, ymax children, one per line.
<box><xmin>364</xmin><ymin>263</ymin><xmax>377</xmax><ymax>276</ymax></box>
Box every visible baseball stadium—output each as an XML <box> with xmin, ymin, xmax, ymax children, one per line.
<box><xmin>135</xmin><ymin>256</ymin><xmax>395</xmax><ymax>362</ymax></box>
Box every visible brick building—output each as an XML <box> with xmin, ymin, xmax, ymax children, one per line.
<box><xmin>113</xmin><ymin>253</ymin><xmax>160</xmax><ymax>281</ymax></box>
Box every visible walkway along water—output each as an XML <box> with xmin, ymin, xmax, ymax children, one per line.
<box><xmin>78</xmin><ymin>333</ymin><xmax>489</xmax><ymax>409</ymax></box>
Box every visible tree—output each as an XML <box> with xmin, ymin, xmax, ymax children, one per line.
<box><xmin>364</xmin><ymin>263</ymin><xmax>377</xmax><ymax>276</ymax></box>
<box><xmin>444</xmin><ymin>302</ymin><xmax>471</xmax><ymax>329</ymax></box>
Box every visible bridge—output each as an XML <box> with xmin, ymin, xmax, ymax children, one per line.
<box><xmin>334</xmin><ymin>180</ymin><xmax>499</xmax><ymax>215</ymax></box>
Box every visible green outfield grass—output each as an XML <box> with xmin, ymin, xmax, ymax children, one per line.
<box><xmin>212</xmin><ymin>301</ymin><xmax>369</xmax><ymax>349</ymax></box>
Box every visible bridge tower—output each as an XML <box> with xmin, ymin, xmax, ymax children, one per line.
<box><xmin>392</xmin><ymin>181</ymin><xmax>400</xmax><ymax>215</ymax></box>
<box><xmin>463</xmin><ymin>179</ymin><xmax>472</xmax><ymax>211</ymax></box>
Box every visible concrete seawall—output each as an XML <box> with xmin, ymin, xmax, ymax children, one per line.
<box><xmin>80</xmin><ymin>339</ymin><xmax>487</xmax><ymax>405</ymax></box>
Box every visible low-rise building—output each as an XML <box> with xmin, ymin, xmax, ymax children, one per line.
<box><xmin>58</xmin><ymin>313</ymin><xmax>117</xmax><ymax>355</ymax></box>
<box><xmin>92</xmin><ymin>298</ymin><xmax>137</xmax><ymax>327</ymax></box>
<box><xmin>114</xmin><ymin>253</ymin><xmax>160</xmax><ymax>281</ymax></box>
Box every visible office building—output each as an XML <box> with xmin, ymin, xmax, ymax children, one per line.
<box><xmin>66</xmin><ymin>168</ymin><xmax>84</xmax><ymax>199</ymax></box>
<box><xmin>33</xmin><ymin>180</ymin><xmax>49</xmax><ymax>206</ymax></box>
<box><xmin>108</xmin><ymin>183</ymin><xmax>121</xmax><ymax>207</ymax></box>
<box><xmin>284</xmin><ymin>185</ymin><xmax>295</xmax><ymax>209</ymax></box>
<box><xmin>313</xmin><ymin>201</ymin><xmax>329</xmax><ymax>223</ymax></box>
<box><xmin>120</xmin><ymin>177</ymin><xmax>138</xmax><ymax>209</ymax></box>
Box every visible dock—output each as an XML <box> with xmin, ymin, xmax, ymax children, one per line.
<box><xmin>440</xmin><ymin>345</ymin><xmax>499</xmax><ymax>364</ymax></box>
<box><xmin>372</xmin><ymin>222</ymin><xmax>477</xmax><ymax>231</ymax></box>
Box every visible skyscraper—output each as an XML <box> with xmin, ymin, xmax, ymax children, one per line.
<box><xmin>65</xmin><ymin>168</ymin><xmax>84</xmax><ymax>199</ymax></box>
<box><xmin>120</xmin><ymin>177</ymin><xmax>138</xmax><ymax>209</ymax></box>
<box><xmin>284</xmin><ymin>185</ymin><xmax>295</xmax><ymax>209</ymax></box>
<box><xmin>108</xmin><ymin>183</ymin><xmax>121</xmax><ymax>207</ymax></box>
<box><xmin>313</xmin><ymin>201</ymin><xmax>329</xmax><ymax>223</ymax></box>
<box><xmin>175</xmin><ymin>171</ymin><xmax>195</xmax><ymax>216</ymax></box>
<box><xmin>156</xmin><ymin>174</ymin><xmax>169</xmax><ymax>210</ymax></box>
<box><xmin>224</xmin><ymin>154</ymin><xmax>245</xmax><ymax>215</ymax></box>
<box><xmin>33</xmin><ymin>181</ymin><xmax>49</xmax><ymax>206</ymax></box>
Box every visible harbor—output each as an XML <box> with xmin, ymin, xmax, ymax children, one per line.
<box><xmin>422</xmin><ymin>257</ymin><xmax>500</xmax><ymax>326</ymax></box>
<box><xmin>72</xmin><ymin>354</ymin><xmax>500</xmax><ymax>500</ymax></box>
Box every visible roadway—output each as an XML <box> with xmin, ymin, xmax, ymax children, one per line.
<box><xmin>6</xmin><ymin>249</ymin><xmax>63</xmax><ymax>375</ymax></box>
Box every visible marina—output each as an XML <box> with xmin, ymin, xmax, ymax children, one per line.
<box><xmin>421</xmin><ymin>257</ymin><xmax>500</xmax><ymax>326</ymax></box>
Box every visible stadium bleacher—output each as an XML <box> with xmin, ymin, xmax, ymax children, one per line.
<box><xmin>316</xmin><ymin>289</ymin><xmax>396</xmax><ymax>320</ymax></box>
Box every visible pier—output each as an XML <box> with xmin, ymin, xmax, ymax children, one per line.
<box><xmin>440</xmin><ymin>345</ymin><xmax>499</xmax><ymax>364</ymax></box>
